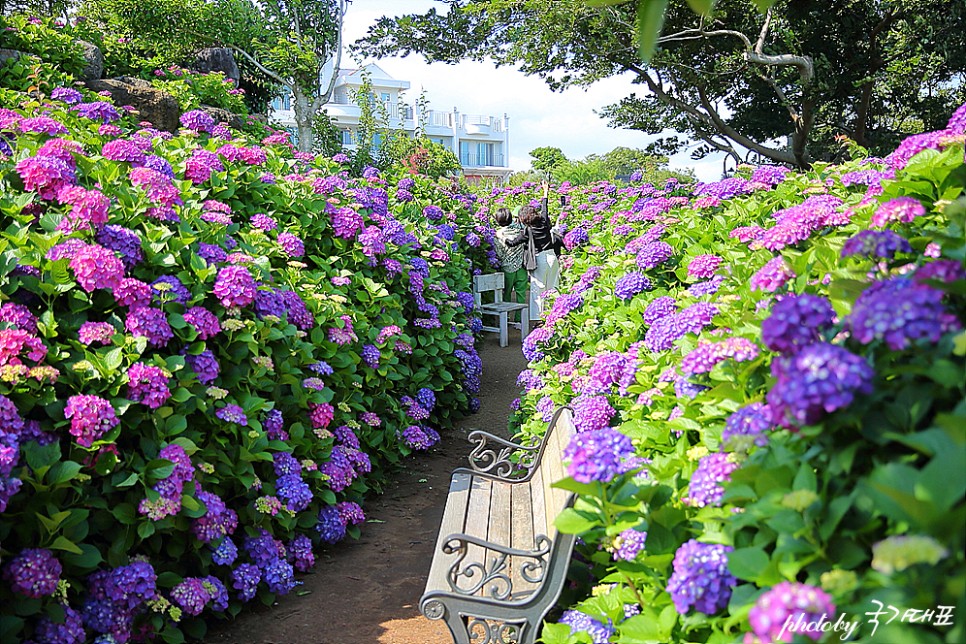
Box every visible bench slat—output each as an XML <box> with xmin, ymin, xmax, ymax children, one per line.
<box><xmin>529</xmin><ymin>464</ymin><xmax>548</xmax><ymax>545</ymax></box>
<box><xmin>425</xmin><ymin>471</ymin><xmax>473</xmax><ymax>594</ymax></box>
<box><xmin>463</xmin><ymin>476</ymin><xmax>493</xmax><ymax>596</ymax></box>
<box><xmin>510</xmin><ymin>478</ymin><xmax>537</xmax><ymax>598</ymax></box>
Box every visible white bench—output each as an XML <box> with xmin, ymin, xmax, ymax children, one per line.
<box><xmin>420</xmin><ymin>407</ymin><xmax>577</xmax><ymax>644</ymax></box>
<box><xmin>473</xmin><ymin>273</ymin><xmax>529</xmax><ymax>347</ymax></box>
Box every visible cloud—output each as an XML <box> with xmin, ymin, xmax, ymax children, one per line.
<box><xmin>342</xmin><ymin>1</ymin><xmax>723</xmax><ymax>181</ymax></box>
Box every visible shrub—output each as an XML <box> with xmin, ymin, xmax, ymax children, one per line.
<box><xmin>0</xmin><ymin>82</ymin><xmax>492</xmax><ymax>642</ymax></box>
<box><xmin>488</xmin><ymin>108</ymin><xmax>966</xmax><ymax>643</ymax></box>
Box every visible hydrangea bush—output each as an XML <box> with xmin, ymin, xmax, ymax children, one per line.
<box><xmin>493</xmin><ymin>107</ymin><xmax>965</xmax><ymax>643</ymax></box>
<box><xmin>0</xmin><ymin>80</ymin><xmax>490</xmax><ymax>642</ymax></box>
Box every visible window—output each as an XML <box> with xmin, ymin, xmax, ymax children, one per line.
<box><xmin>283</xmin><ymin>95</ymin><xmax>291</xmax><ymax>111</ymax></box>
<box><xmin>381</xmin><ymin>92</ymin><xmax>391</xmax><ymax>103</ymax></box>
<box><xmin>341</xmin><ymin>130</ymin><xmax>353</xmax><ymax>145</ymax></box>
<box><xmin>459</xmin><ymin>141</ymin><xmax>470</xmax><ymax>165</ymax></box>
<box><xmin>477</xmin><ymin>143</ymin><xmax>492</xmax><ymax>166</ymax></box>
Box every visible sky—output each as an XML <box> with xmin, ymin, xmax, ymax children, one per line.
<box><xmin>341</xmin><ymin>0</ymin><xmax>724</xmax><ymax>181</ymax></box>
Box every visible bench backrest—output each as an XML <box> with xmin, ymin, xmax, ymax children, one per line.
<box><xmin>531</xmin><ymin>407</ymin><xmax>576</xmax><ymax>541</ymax></box>
<box><xmin>473</xmin><ymin>273</ymin><xmax>505</xmax><ymax>307</ymax></box>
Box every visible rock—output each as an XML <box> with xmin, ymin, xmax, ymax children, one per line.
<box><xmin>198</xmin><ymin>105</ymin><xmax>247</xmax><ymax>131</ymax></box>
<box><xmin>76</xmin><ymin>40</ymin><xmax>103</xmax><ymax>81</ymax></box>
<box><xmin>191</xmin><ymin>48</ymin><xmax>240</xmax><ymax>84</ymax></box>
<box><xmin>0</xmin><ymin>49</ymin><xmax>24</xmax><ymax>65</ymax></box>
<box><xmin>84</xmin><ymin>78</ymin><xmax>181</xmax><ymax>132</ymax></box>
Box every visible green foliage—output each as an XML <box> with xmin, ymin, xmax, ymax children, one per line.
<box><xmin>0</xmin><ymin>14</ymin><xmax>87</xmax><ymax>92</ymax></box>
<box><xmin>530</xmin><ymin>146</ymin><xmax>569</xmax><ymax>174</ymax></box>
<box><xmin>150</xmin><ymin>66</ymin><xmax>248</xmax><ymax>114</ymax></box>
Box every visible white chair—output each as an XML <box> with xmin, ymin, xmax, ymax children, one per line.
<box><xmin>472</xmin><ymin>273</ymin><xmax>529</xmax><ymax>347</ymax></box>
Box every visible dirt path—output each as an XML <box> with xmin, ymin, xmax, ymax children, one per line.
<box><xmin>207</xmin><ymin>335</ymin><xmax>528</xmax><ymax>644</ymax></box>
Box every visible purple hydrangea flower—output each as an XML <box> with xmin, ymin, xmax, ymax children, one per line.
<box><xmin>666</xmin><ymin>540</ymin><xmax>736</xmax><ymax>615</ymax></box>
<box><xmin>871</xmin><ymin>196</ymin><xmax>926</xmax><ymax>228</ymax></box>
<box><xmin>613</xmin><ymin>528</ymin><xmax>647</xmax><ymax>562</ymax></box>
<box><xmin>572</xmin><ymin>394</ymin><xmax>616</xmax><ymax>433</ymax></box>
<box><xmin>211</xmin><ymin>537</ymin><xmax>238</xmax><ymax>566</ymax></box>
<box><xmin>684</xmin><ymin>453</ymin><xmax>739</xmax><ymax>507</ymax></box>
<box><xmin>750</xmin><ymin>256</ymin><xmax>795</xmax><ymax>292</ymax></box>
<box><xmin>216</xmin><ymin>404</ymin><xmax>247</xmax><ymax>426</ymax></box>
<box><xmin>97</xmin><ymin>225</ymin><xmax>142</xmax><ymax>268</ymax></box>
<box><xmin>361</xmin><ymin>344</ymin><xmax>380</xmax><ymax>368</ymax></box>
<box><xmin>231</xmin><ymin>563</ymin><xmax>261</xmax><ymax>602</ymax></box>
<box><xmin>35</xmin><ymin>604</ymin><xmax>85</xmax><ymax>643</ymax></box>
<box><xmin>183</xmin><ymin>306</ymin><xmax>220</xmax><ymax>340</ymax></box>
<box><xmin>767</xmin><ymin>342</ymin><xmax>874</xmax><ymax>428</ymax></box>
<box><xmin>848</xmin><ymin>278</ymin><xmax>960</xmax><ymax>350</ymax></box>
<box><xmin>289</xmin><ymin>534</ymin><xmax>315</xmax><ymax>572</ymax></box>
<box><xmin>614</xmin><ymin>271</ymin><xmax>652</xmax><ymax>300</ymax></box>
<box><xmin>642</xmin><ymin>296</ymin><xmax>677</xmax><ymax>325</ymax></box>
<box><xmin>317</xmin><ymin>505</ymin><xmax>347</xmax><ymax>544</ymax></box>
<box><xmin>761</xmin><ymin>294</ymin><xmax>835</xmax><ymax>355</ymax></box>
<box><xmin>180</xmin><ymin>109</ymin><xmax>216</xmax><ymax>133</ymax></box>
<box><xmin>563</xmin><ymin>427</ymin><xmax>636</xmax><ymax>483</ymax></box>
<box><xmin>722</xmin><ymin>403</ymin><xmax>772</xmax><ymax>450</ymax></box>
<box><xmin>841</xmin><ymin>230</ymin><xmax>912</xmax><ymax>260</ymax></box>
<box><xmin>277</xmin><ymin>232</ymin><xmax>304</xmax><ymax>257</ymax></box>
<box><xmin>558</xmin><ymin>610</ymin><xmax>615</xmax><ymax>643</ymax></box>
<box><xmin>2</xmin><ymin>548</ymin><xmax>61</xmax><ymax>598</ymax></box>
<box><xmin>636</xmin><ymin>241</ymin><xmax>673</xmax><ymax>269</ymax></box>
<box><xmin>171</xmin><ymin>577</ymin><xmax>210</xmax><ymax>616</ymax></box>
<box><xmin>151</xmin><ymin>275</ymin><xmax>191</xmax><ymax>306</ymax></box>
<box><xmin>125</xmin><ymin>306</ymin><xmax>173</xmax><ymax>347</ymax></box>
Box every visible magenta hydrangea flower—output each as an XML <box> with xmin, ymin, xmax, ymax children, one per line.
<box><xmin>77</xmin><ymin>322</ymin><xmax>116</xmax><ymax>346</ymax></box>
<box><xmin>19</xmin><ymin>116</ymin><xmax>69</xmax><ymax>135</ymax></box>
<box><xmin>871</xmin><ymin>196</ymin><xmax>926</xmax><ymax>228</ymax></box>
<box><xmin>184</xmin><ymin>149</ymin><xmax>224</xmax><ymax>183</ymax></box>
<box><xmin>57</xmin><ymin>185</ymin><xmax>110</xmax><ymax>232</ymax></box>
<box><xmin>309</xmin><ymin>402</ymin><xmax>334</xmax><ymax>429</ymax></box>
<box><xmin>183</xmin><ymin>306</ymin><xmax>221</xmax><ymax>339</ymax></box>
<box><xmin>213</xmin><ymin>265</ymin><xmax>256</xmax><ymax>308</ymax></box>
<box><xmin>102</xmin><ymin>139</ymin><xmax>147</xmax><ymax>165</ymax></box>
<box><xmin>687</xmin><ymin>254</ymin><xmax>723</xmax><ymax>279</ymax></box>
<box><xmin>748</xmin><ymin>582</ymin><xmax>835</xmax><ymax>643</ymax></box>
<box><xmin>127</xmin><ymin>362</ymin><xmax>171</xmax><ymax>409</ymax></box>
<box><xmin>2</xmin><ymin>548</ymin><xmax>62</xmax><ymax>598</ymax></box>
<box><xmin>563</xmin><ymin>427</ymin><xmax>636</xmax><ymax>484</ymax></box>
<box><xmin>750</xmin><ymin>256</ymin><xmax>795</xmax><ymax>292</ymax></box>
<box><xmin>15</xmin><ymin>154</ymin><xmax>76</xmax><ymax>199</ymax></box>
<box><xmin>767</xmin><ymin>342</ymin><xmax>874</xmax><ymax>428</ymax></box>
<box><xmin>330</xmin><ymin>206</ymin><xmax>363</xmax><ymax>239</ymax></box>
<box><xmin>180</xmin><ymin>109</ymin><xmax>216</xmax><ymax>133</ymax></box>
<box><xmin>64</xmin><ymin>394</ymin><xmax>119</xmax><ymax>447</ymax></box>
<box><xmin>680</xmin><ymin>338</ymin><xmax>759</xmax><ymax>375</ymax></box>
<box><xmin>250</xmin><ymin>213</ymin><xmax>277</xmax><ymax>231</ymax></box>
<box><xmin>114</xmin><ymin>278</ymin><xmax>153</xmax><ymax>308</ymax></box>
<box><xmin>125</xmin><ymin>306</ymin><xmax>173</xmax><ymax>347</ymax></box>
<box><xmin>666</xmin><ymin>540</ymin><xmax>736</xmax><ymax>615</ymax></box>
<box><xmin>277</xmin><ymin>232</ymin><xmax>305</xmax><ymax>257</ymax></box>
<box><xmin>69</xmin><ymin>243</ymin><xmax>125</xmax><ymax>292</ymax></box>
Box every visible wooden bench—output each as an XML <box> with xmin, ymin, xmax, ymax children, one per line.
<box><xmin>473</xmin><ymin>273</ymin><xmax>529</xmax><ymax>347</ymax></box>
<box><xmin>420</xmin><ymin>407</ymin><xmax>577</xmax><ymax>644</ymax></box>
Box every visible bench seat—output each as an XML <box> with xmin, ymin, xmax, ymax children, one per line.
<box><xmin>420</xmin><ymin>408</ymin><xmax>576</xmax><ymax>644</ymax></box>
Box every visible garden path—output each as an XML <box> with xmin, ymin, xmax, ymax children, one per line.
<box><xmin>207</xmin><ymin>334</ymin><xmax>528</xmax><ymax>644</ymax></box>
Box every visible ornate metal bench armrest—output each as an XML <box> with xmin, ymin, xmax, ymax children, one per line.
<box><xmin>465</xmin><ymin>430</ymin><xmax>540</xmax><ymax>480</ymax></box>
<box><xmin>441</xmin><ymin>533</ymin><xmax>553</xmax><ymax>601</ymax></box>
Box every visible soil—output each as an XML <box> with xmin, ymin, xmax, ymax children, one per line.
<box><xmin>207</xmin><ymin>335</ymin><xmax>529</xmax><ymax>644</ymax></box>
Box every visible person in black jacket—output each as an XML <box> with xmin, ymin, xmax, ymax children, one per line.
<box><xmin>506</xmin><ymin>181</ymin><xmax>562</xmax><ymax>319</ymax></box>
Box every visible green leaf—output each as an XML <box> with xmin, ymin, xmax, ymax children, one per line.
<box><xmin>104</xmin><ymin>347</ymin><xmax>123</xmax><ymax>371</ymax></box>
<box><xmin>46</xmin><ymin>461</ymin><xmax>83</xmax><ymax>485</ymax></box>
<box><xmin>554</xmin><ymin>508</ymin><xmax>599</xmax><ymax>534</ymax></box>
<box><xmin>23</xmin><ymin>441</ymin><xmax>61</xmax><ymax>472</ymax></box>
<box><xmin>636</xmin><ymin>0</ymin><xmax>669</xmax><ymax>62</ymax></box>
<box><xmin>728</xmin><ymin>546</ymin><xmax>769</xmax><ymax>582</ymax></box>
<box><xmin>684</xmin><ymin>0</ymin><xmax>715</xmax><ymax>16</ymax></box>
<box><xmin>750</xmin><ymin>0</ymin><xmax>779</xmax><ymax>11</ymax></box>
<box><xmin>49</xmin><ymin>536</ymin><xmax>84</xmax><ymax>555</ymax></box>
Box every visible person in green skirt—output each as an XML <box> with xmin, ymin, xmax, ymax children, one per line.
<box><xmin>492</xmin><ymin>207</ymin><xmax>528</xmax><ymax>323</ymax></box>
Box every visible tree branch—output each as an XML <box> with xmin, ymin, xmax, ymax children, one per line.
<box><xmin>313</xmin><ymin>0</ymin><xmax>346</xmax><ymax>113</ymax></box>
<box><xmin>224</xmin><ymin>43</ymin><xmax>291</xmax><ymax>89</ymax></box>
<box><xmin>696</xmin><ymin>85</ymin><xmax>798</xmax><ymax>165</ymax></box>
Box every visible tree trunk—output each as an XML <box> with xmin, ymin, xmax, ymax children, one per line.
<box><xmin>293</xmin><ymin>87</ymin><xmax>315</xmax><ymax>153</ymax></box>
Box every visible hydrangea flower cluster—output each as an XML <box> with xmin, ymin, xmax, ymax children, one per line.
<box><xmin>571</xmin><ymin>394</ymin><xmax>616</xmax><ymax>433</ymax></box>
<box><xmin>750</xmin><ymin>256</ymin><xmax>795</xmax><ymax>292</ymax></box>
<box><xmin>722</xmin><ymin>403</ymin><xmax>772</xmax><ymax>450</ymax></box>
<box><xmin>126</xmin><ymin>362</ymin><xmax>171</xmax><ymax>408</ymax></box>
<box><xmin>748</xmin><ymin>582</ymin><xmax>835</xmax><ymax>643</ymax></box>
<box><xmin>563</xmin><ymin>427</ymin><xmax>636</xmax><ymax>483</ymax></box>
<box><xmin>138</xmin><ymin>444</ymin><xmax>195</xmax><ymax>520</ymax></box>
<box><xmin>612</xmin><ymin>528</ymin><xmax>647</xmax><ymax>561</ymax></box>
<box><xmin>767</xmin><ymin>343</ymin><xmax>874</xmax><ymax>428</ymax></box>
<box><xmin>2</xmin><ymin>548</ymin><xmax>62</xmax><ymax>598</ymax></box>
<box><xmin>614</xmin><ymin>271</ymin><xmax>652</xmax><ymax>300</ymax></box>
<box><xmin>666</xmin><ymin>540</ymin><xmax>736</xmax><ymax>615</ymax></box>
<box><xmin>64</xmin><ymin>394</ymin><xmax>119</xmax><ymax>447</ymax></box>
<box><xmin>558</xmin><ymin>609</ymin><xmax>615</xmax><ymax>643</ymax></box>
<box><xmin>847</xmin><ymin>278</ymin><xmax>960</xmax><ymax>350</ymax></box>
<box><xmin>680</xmin><ymin>337</ymin><xmax>759</xmax><ymax>375</ymax></box>
<box><xmin>761</xmin><ymin>294</ymin><xmax>836</xmax><ymax>355</ymax></box>
<box><xmin>840</xmin><ymin>229</ymin><xmax>912</xmax><ymax>259</ymax></box>
<box><xmin>684</xmin><ymin>453</ymin><xmax>740</xmax><ymax>507</ymax></box>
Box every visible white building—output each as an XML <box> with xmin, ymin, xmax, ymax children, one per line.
<box><xmin>269</xmin><ymin>64</ymin><xmax>511</xmax><ymax>183</ymax></box>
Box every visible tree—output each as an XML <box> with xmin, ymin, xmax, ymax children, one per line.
<box><xmin>529</xmin><ymin>146</ymin><xmax>568</xmax><ymax>174</ymax></box>
<box><xmin>81</xmin><ymin>0</ymin><xmax>348</xmax><ymax>152</ymax></box>
<box><xmin>354</xmin><ymin>0</ymin><xmax>965</xmax><ymax>168</ymax></box>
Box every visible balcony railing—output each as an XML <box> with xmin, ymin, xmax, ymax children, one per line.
<box><xmin>460</xmin><ymin>152</ymin><xmax>506</xmax><ymax>168</ymax></box>
<box><xmin>461</xmin><ymin>114</ymin><xmax>504</xmax><ymax>133</ymax></box>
